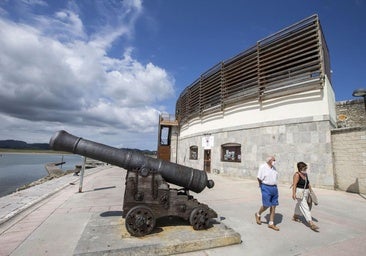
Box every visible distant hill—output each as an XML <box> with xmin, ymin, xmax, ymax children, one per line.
<box><xmin>0</xmin><ymin>140</ymin><xmax>50</xmax><ymax>150</ymax></box>
<box><xmin>0</xmin><ymin>140</ymin><xmax>156</xmax><ymax>155</ymax></box>
<box><xmin>121</xmin><ymin>148</ymin><xmax>157</xmax><ymax>157</ymax></box>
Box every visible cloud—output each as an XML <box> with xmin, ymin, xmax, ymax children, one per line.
<box><xmin>0</xmin><ymin>0</ymin><xmax>174</xmax><ymax>149</ymax></box>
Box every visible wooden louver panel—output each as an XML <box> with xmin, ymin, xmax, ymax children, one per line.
<box><xmin>176</xmin><ymin>15</ymin><xmax>329</xmax><ymax>124</ymax></box>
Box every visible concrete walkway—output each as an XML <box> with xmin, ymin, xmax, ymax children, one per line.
<box><xmin>0</xmin><ymin>166</ymin><xmax>366</xmax><ymax>256</ymax></box>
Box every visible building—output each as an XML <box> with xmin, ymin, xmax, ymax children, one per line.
<box><xmin>157</xmin><ymin>15</ymin><xmax>366</xmax><ymax>193</ymax></box>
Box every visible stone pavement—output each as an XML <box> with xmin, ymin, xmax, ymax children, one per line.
<box><xmin>0</xmin><ymin>165</ymin><xmax>366</xmax><ymax>256</ymax></box>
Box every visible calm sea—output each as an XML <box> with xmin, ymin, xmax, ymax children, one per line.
<box><xmin>0</xmin><ymin>153</ymin><xmax>83</xmax><ymax>197</ymax></box>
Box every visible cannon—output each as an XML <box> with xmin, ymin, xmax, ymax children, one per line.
<box><xmin>49</xmin><ymin>130</ymin><xmax>217</xmax><ymax>236</ymax></box>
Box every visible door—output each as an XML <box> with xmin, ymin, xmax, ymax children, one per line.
<box><xmin>157</xmin><ymin>125</ymin><xmax>171</xmax><ymax>161</ymax></box>
<box><xmin>203</xmin><ymin>149</ymin><xmax>211</xmax><ymax>173</ymax></box>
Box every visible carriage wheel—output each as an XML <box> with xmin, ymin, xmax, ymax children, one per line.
<box><xmin>189</xmin><ymin>206</ymin><xmax>210</xmax><ymax>230</ymax></box>
<box><xmin>125</xmin><ymin>206</ymin><xmax>155</xmax><ymax>237</ymax></box>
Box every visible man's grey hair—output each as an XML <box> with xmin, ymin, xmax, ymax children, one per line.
<box><xmin>266</xmin><ymin>156</ymin><xmax>274</xmax><ymax>163</ymax></box>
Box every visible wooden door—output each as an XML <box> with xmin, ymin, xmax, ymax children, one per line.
<box><xmin>203</xmin><ymin>149</ymin><xmax>211</xmax><ymax>173</ymax></box>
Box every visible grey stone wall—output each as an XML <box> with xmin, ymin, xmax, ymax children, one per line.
<box><xmin>332</xmin><ymin>99</ymin><xmax>366</xmax><ymax>194</ymax></box>
<box><xmin>336</xmin><ymin>99</ymin><xmax>366</xmax><ymax>128</ymax></box>
<box><xmin>173</xmin><ymin>99</ymin><xmax>366</xmax><ymax>193</ymax></box>
<box><xmin>177</xmin><ymin>118</ymin><xmax>335</xmax><ymax>189</ymax></box>
<box><xmin>331</xmin><ymin>127</ymin><xmax>366</xmax><ymax>194</ymax></box>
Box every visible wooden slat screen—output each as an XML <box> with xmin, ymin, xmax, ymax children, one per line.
<box><xmin>176</xmin><ymin>14</ymin><xmax>330</xmax><ymax>123</ymax></box>
<box><xmin>200</xmin><ymin>63</ymin><xmax>222</xmax><ymax>114</ymax></box>
<box><xmin>188</xmin><ymin>79</ymin><xmax>201</xmax><ymax>119</ymax></box>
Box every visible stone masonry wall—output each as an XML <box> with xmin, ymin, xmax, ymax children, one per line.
<box><xmin>332</xmin><ymin>99</ymin><xmax>366</xmax><ymax>194</ymax></box>
<box><xmin>336</xmin><ymin>99</ymin><xmax>366</xmax><ymax>128</ymax></box>
<box><xmin>174</xmin><ymin>99</ymin><xmax>365</xmax><ymax>193</ymax></box>
<box><xmin>178</xmin><ymin>118</ymin><xmax>335</xmax><ymax>189</ymax></box>
<box><xmin>331</xmin><ymin>127</ymin><xmax>366</xmax><ymax>194</ymax></box>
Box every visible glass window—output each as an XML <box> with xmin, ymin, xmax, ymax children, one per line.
<box><xmin>160</xmin><ymin>126</ymin><xmax>171</xmax><ymax>146</ymax></box>
<box><xmin>221</xmin><ymin>143</ymin><xmax>241</xmax><ymax>162</ymax></box>
<box><xmin>190</xmin><ymin>146</ymin><xmax>198</xmax><ymax>160</ymax></box>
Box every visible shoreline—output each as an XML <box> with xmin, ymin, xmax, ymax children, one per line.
<box><xmin>0</xmin><ymin>150</ymin><xmax>71</xmax><ymax>155</ymax></box>
<box><xmin>0</xmin><ymin>152</ymin><xmax>83</xmax><ymax>198</ymax></box>
<box><xmin>16</xmin><ymin>171</ymin><xmax>76</xmax><ymax>192</ymax></box>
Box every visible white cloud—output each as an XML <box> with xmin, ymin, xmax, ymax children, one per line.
<box><xmin>22</xmin><ymin>0</ymin><xmax>48</xmax><ymax>7</ymax></box>
<box><xmin>105</xmin><ymin>50</ymin><xmax>175</xmax><ymax>106</ymax></box>
<box><xmin>0</xmin><ymin>0</ymin><xmax>174</xmax><ymax>149</ymax></box>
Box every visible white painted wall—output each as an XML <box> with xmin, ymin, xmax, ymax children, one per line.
<box><xmin>180</xmin><ymin>81</ymin><xmax>336</xmax><ymax>138</ymax></box>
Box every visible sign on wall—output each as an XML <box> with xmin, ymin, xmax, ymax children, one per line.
<box><xmin>202</xmin><ymin>135</ymin><xmax>214</xmax><ymax>149</ymax></box>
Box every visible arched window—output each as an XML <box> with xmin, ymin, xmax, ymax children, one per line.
<box><xmin>190</xmin><ymin>146</ymin><xmax>198</xmax><ymax>160</ymax></box>
<box><xmin>221</xmin><ymin>143</ymin><xmax>241</xmax><ymax>162</ymax></box>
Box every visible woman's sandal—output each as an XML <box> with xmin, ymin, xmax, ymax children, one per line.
<box><xmin>309</xmin><ymin>223</ymin><xmax>319</xmax><ymax>231</ymax></box>
<box><xmin>292</xmin><ymin>215</ymin><xmax>302</xmax><ymax>222</ymax></box>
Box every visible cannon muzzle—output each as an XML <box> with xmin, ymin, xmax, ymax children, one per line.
<box><xmin>49</xmin><ymin>130</ymin><xmax>214</xmax><ymax>193</ymax></box>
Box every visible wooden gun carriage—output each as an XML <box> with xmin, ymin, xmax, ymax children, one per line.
<box><xmin>49</xmin><ymin>130</ymin><xmax>217</xmax><ymax>236</ymax></box>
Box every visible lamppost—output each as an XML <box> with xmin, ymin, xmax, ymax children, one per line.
<box><xmin>352</xmin><ymin>88</ymin><xmax>366</xmax><ymax>112</ymax></box>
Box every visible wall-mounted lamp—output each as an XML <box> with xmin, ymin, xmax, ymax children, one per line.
<box><xmin>352</xmin><ymin>88</ymin><xmax>366</xmax><ymax>112</ymax></box>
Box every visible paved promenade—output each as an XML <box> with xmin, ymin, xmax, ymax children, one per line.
<box><xmin>0</xmin><ymin>166</ymin><xmax>366</xmax><ymax>256</ymax></box>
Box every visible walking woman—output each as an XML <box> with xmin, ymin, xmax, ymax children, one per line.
<box><xmin>292</xmin><ymin>162</ymin><xmax>319</xmax><ymax>231</ymax></box>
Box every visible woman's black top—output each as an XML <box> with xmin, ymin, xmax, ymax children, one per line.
<box><xmin>296</xmin><ymin>172</ymin><xmax>310</xmax><ymax>189</ymax></box>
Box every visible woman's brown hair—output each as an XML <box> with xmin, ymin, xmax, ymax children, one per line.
<box><xmin>297</xmin><ymin>162</ymin><xmax>307</xmax><ymax>172</ymax></box>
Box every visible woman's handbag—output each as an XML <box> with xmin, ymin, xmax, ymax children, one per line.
<box><xmin>307</xmin><ymin>189</ymin><xmax>319</xmax><ymax>210</ymax></box>
<box><xmin>309</xmin><ymin>190</ymin><xmax>319</xmax><ymax>205</ymax></box>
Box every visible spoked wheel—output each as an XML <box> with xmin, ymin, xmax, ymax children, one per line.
<box><xmin>125</xmin><ymin>206</ymin><xmax>156</xmax><ymax>237</ymax></box>
<box><xmin>189</xmin><ymin>206</ymin><xmax>210</xmax><ymax>230</ymax></box>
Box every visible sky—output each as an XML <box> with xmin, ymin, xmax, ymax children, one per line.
<box><xmin>0</xmin><ymin>0</ymin><xmax>365</xmax><ymax>150</ymax></box>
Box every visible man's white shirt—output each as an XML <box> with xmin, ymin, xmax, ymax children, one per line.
<box><xmin>257</xmin><ymin>163</ymin><xmax>278</xmax><ymax>185</ymax></box>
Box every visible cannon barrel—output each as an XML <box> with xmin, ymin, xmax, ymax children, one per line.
<box><xmin>49</xmin><ymin>130</ymin><xmax>214</xmax><ymax>193</ymax></box>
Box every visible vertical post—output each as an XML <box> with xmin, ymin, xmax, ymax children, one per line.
<box><xmin>175</xmin><ymin>131</ymin><xmax>178</xmax><ymax>164</ymax></box>
<box><xmin>78</xmin><ymin>156</ymin><xmax>86</xmax><ymax>193</ymax></box>
<box><xmin>60</xmin><ymin>155</ymin><xmax>64</xmax><ymax>169</ymax></box>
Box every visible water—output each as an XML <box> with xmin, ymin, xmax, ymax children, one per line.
<box><xmin>0</xmin><ymin>153</ymin><xmax>83</xmax><ymax>197</ymax></box>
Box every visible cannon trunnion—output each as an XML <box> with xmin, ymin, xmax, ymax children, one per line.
<box><xmin>49</xmin><ymin>130</ymin><xmax>217</xmax><ymax>237</ymax></box>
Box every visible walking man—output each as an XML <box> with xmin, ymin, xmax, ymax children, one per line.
<box><xmin>255</xmin><ymin>156</ymin><xmax>280</xmax><ymax>231</ymax></box>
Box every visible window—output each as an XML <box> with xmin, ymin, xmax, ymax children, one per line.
<box><xmin>159</xmin><ymin>126</ymin><xmax>171</xmax><ymax>146</ymax></box>
<box><xmin>190</xmin><ymin>146</ymin><xmax>198</xmax><ymax>160</ymax></box>
<box><xmin>221</xmin><ymin>143</ymin><xmax>241</xmax><ymax>162</ymax></box>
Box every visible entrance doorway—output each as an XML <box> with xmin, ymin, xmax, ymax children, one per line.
<box><xmin>157</xmin><ymin>125</ymin><xmax>171</xmax><ymax>161</ymax></box>
<box><xmin>203</xmin><ymin>149</ymin><xmax>211</xmax><ymax>173</ymax></box>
